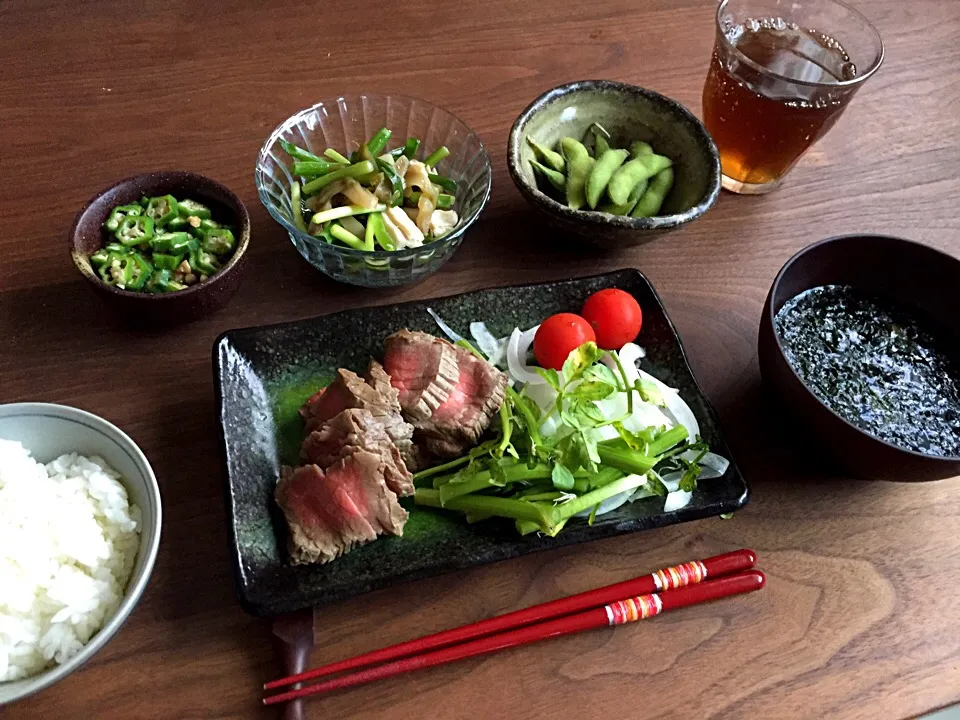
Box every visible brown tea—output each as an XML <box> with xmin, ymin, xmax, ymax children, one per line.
<box><xmin>702</xmin><ymin>20</ymin><xmax>858</xmax><ymax>187</ymax></box>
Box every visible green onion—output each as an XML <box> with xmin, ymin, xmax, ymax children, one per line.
<box><xmin>323</xmin><ymin>148</ymin><xmax>351</xmax><ymax>165</ymax></box>
<box><xmin>424</xmin><ymin>146</ymin><xmax>450</xmax><ymax>167</ymax></box>
<box><xmin>329</xmin><ymin>223</ymin><xmax>365</xmax><ymax>250</ymax></box>
<box><xmin>402</xmin><ymin>137</ymin><xmax>421</xmax><ymax>159</ymax></box>
<box><xmin>302</xmin><ymin>161</ymin><xmax>376</xmax><ymax>195</ymax></box>
<box><xmin>279</xmin><ymin>139</ymin><xmax>322</xmax><ymax>163</ymax></box>
<box><xmin>308</xmin><ymin>204</ymin><xmax>386</xmax><ymax>226</ymax></box>
<box><xmin>364</xmin><ymin>212</ymin><xmax>376</xmax><ymax>251</ymax></box>
<box><xmin>366</xmin><ymin>127</ymin><xmax>392</xmax><ymax>157</ymax></box>
<box><xmin>292</xmin><ymin>160</ymin><xmax>338</xmax><ymax>177</ymax></box>
<box><xmin>290</xmin><ymin>181</ymin><xmax>306</xmax><ymax>232</ymax></box>
<box><xmin>428</xmin><ymin>173</ymin><xmax>457</xmax><ymax>193</ymax></box>
<box><xmin>368</xmin><ymin>211</ymin><xmax>396</xmax><ymax>251</ymax></box>
<box><xmin>375</xmin><ymin>159</ymin><xmax>405</xmax><ymax>206</ymax></box>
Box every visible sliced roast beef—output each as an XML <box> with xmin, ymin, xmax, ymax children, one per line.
<box><xmin>300</xmin><ymin>408</ymin><xmax>414</xmax><ymax>497</ymax></box>
<box><xmin>275</xmin><ymin>452</ymin><xmax>408</xmax><ymax>565</ymax></box>
<box><xmin>383</xmin><ymin>330</ymin><xmax>459</xmax><ymax>422</ymax></box>
<box><xmin>299</xmin><ymin>365</ymin><xmax>417</xmax><ymax>469</ymax></box>
<box><xmin>384</xmin><ymin>329</ymin><xmax>509</xmax><ymax>460</ymax></box>
<box><xmin>299</xmin><ymin>368</ymin><xmax>380</xmax><ymax>433</ymax></box>
<box><xmin>364</xmin><ymin>360</ymin><xmax>417</xmax><ymax>468</ymax></box>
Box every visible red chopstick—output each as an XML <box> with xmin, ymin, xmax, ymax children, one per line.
<box><xmin>264</xmin><ymin>569</ymin><xmax>765</xmax><ymax>705</ymax></box>
<box><xmin>265</xmin><ymin>549</ymin><xmax>754</xmax><ymax>691</ymax></box>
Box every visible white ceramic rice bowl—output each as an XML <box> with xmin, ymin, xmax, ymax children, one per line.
<box><xmin>0</xmin><ymin>403</ymin><xmax>161</xmax><ymax>705</ymax></box>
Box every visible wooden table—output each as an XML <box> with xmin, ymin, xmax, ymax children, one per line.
<box><xmin>3</xmin><ymin>0</ymin><xmax>959</xmax><ymax>717</ymax></box>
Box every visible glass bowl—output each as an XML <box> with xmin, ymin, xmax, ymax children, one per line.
<box><xmin>255</xmin><ymin>94</ymin><xmax>492</xmax><ymax>288</ymax></box>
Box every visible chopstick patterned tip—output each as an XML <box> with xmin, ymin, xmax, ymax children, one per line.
<box><xmin>606</xmin><ymin>593</ymin><xmax>663</xmax><ymax>625</ymax></box>
<box><xmin>651</xmin><ymin>560</ymin><xmax>707</xmax><ymax>591</ymax></box>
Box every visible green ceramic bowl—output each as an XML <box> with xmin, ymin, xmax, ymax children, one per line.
<box><xmin>507</xmin><ymin>80</ymin><xmax>721</xmax><ymax>247</ymax></box>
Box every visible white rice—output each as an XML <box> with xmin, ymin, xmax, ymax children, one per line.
<box><xmin>0</xmin><ymin>439</ymin><xmax>140</xmax><ymax>682</ymax></box>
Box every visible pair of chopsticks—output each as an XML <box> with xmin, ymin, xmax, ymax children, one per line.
<box><xmin>263</xmin><ymin>549</ymin><xmax>763</xmax><ymax>706</ymax></box>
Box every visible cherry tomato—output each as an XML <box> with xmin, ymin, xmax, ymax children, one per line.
<box><xmin>533</xmin><ymin>313</ymin><xmax>597</xmax><ymax>371</ymax></box>
<box><xmin>580</xmin><ymin>289</ymin><xmax>643</xmax><ymax>349</ymax></box>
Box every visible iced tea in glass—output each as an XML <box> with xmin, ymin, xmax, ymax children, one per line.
<box><xmin>702</xmin><ymin>0</ymin><xmax>883</xmax><ymax>194</ymax></box>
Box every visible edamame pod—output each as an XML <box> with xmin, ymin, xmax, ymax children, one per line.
<box><xmin>598</xmin><ymin>179</ymin><xmax>648</xmax><ymax>216</ymax></box>
<box><xmin>585</xmin><ymin>148</ymin><xmax>628</xmax><ymax>209</ymax></box>
<box><xmin>598</xmin><ymin>142</ymin><xmax>655</xmax><ymax>214</ymax></box>
<box><xmin>631</xmin><ymin>167</ymin><xmax>675</xmax><ymax>218</ymax></box>
<box><xmin>531</xmin><ymin>160</ymin><xmax>566</xmax><ymax>192</ymax></box>
<box><xmin>560</xmin><ymin>137</ymin><xmax>594</xmax><ymax>210</ymax></box>
<box><xmin>588</xmin><ymin>123</ymin><xmax>611</xmax><ymax>157</ymax></box>
<box><xmin>606</xmin><ymin>153</ymin><xmax>673</xmax><ymax>206</ymax></box>
<box><xmin>594</xmin><ymin>133</ymin><xmax>610</xmax><ymax>158</ymax></box>
<box><xmin>526</xmin><ymin>136</ymin><xmax>565</xmax><ymax>172</ymax></box>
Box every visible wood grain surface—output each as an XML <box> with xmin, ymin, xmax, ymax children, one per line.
<box><xmin>2</xmin><ymin>0</ymin><xmax>959</xmax><ymax>718</ymax></box>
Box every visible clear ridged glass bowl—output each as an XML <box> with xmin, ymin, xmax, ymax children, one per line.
<box><xmin>255</xmin><ymin>95</ymin><xmax>492</xmax><ymax>288</ymax></box>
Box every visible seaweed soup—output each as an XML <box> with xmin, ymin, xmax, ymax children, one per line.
<box><xmin>775</xmin><ymin>285</ymin><xmax>960</xmax><ymax>457</ymax></box>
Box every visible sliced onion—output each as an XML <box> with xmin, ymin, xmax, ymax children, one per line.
<box><xmin>524</xmin><ymin>381</ymin><xmax>558</xmax><ymax>414</ymax></box>
<box><xmin>698</xmin><ymin>452</ymin><xmax>730</xmax><ymax>479</ymax></box>
<box><xmin>621</xmin><ymin>398</ymin><xmax>674</xmax><ymax>435</ymax></box>
<box><xmin>539</xmin><ymin>412</ymin><xmax>561</xmax><ymax>439</ymax></box>
<box><xmin>427</xmin><ymin>308</ymin><xmax>463</xmax><ymax>343</ymax></box>
<box><xmin>573</xmin><ymin>475</ymin><xmax>647</xmax><ymax>519</ymax></box>
<box><xmin>663</xmin><ymin>490</ymin><xmax>693</xmax><ymax>512</ymax></box>
<box><xmin>632</xmin><ymin>363</ymin><xmax>701</xmax><ymax>442</ymax></box>
<box><xmin>629</xmin><ymin>484</ymin><xmax>659</xmax><ymax>502</ymax></box>
<box><xmin>618</xmin><ymin>342</ymin><xmax>646</xmax><ymax>378</ymax></box>
<box><xmin>660</xmin><ymin>471</ymin><xmax>683</xmax><ymax>493</ymax></box>
<box><xmin>470</xmin><ymin>322</ymin><xmax>504</xmax><ymax>361</ymax></box>
<box><xmin>572</xmin><ymin>490</ymin><xmax>632</xmax><ymax>518</ymax></box>
<box><xmin>592</xmin><ymin>423</ymin><xmax>620</xmax><ymax>442</ymax></box>
<box><xmin>612</xmin><ymin>343</ymin><xmax>701</xmax><ymax>441</ymax></box>
<box><xmin>506</xmin><ymin>326</ymin><xmax>544</xmax><ymax>386</ymax></box>
<box><xmin>601</xmin><ymin>346</ymin><xmax>639</xmax><ymax>385</ymax></box>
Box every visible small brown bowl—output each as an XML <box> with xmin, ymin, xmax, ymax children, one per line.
<box><xmin>759</xmin><ymin>234</ymin><xmax>960</xmax><ymax>482</ymax></box>
<box><xmin>507</xmin><ymin>80</ymin><xmax>721</xmax><ymax>249</ymax></box>
<box><xmin>69</xmin><ymin>171</ymin><xmax>250</xmax><ymax>325</ymax></box>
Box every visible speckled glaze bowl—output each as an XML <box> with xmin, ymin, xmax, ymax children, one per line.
<box><xmin>507</xmin><ymin>80</ymin><xmax>721</xmax><ymax>248</ymax></box>
<box><xmin>759</xmin><ymin>235</ymin><xmax>960</xmax><ymax>482</ymax></box>
<box><xmin>69</xmin><ymin>171</ymin><xmax>250</xmax><ymax>326</ymax></box>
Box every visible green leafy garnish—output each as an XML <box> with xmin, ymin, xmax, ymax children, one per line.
<box><xmin>562</xmin><ymin>341</ymin><xmax>604</xmax><ymax>383</ymax></box>
<box><xmin>571</xmin><ymin>381</ymin><xmax>615</xmax><ymax>403</ymax></box>
<box><xmin>636</xmin><ymin>378</ymin><xmax>665</xmax><ymax>406</ymax></box>
<box><xmin>535</xmin><ymin>367</ymin><xmax>561</xmax><ymax>390</ymax></box>
<box><xmin>551</xmin><ymin>462</ymin><xmax>576</xmax><ymax>491</ymax></box>
<box><xmin>412</xmin><ymin>336</ymin><xmax>718</xmax><ymax>536</ymax></box>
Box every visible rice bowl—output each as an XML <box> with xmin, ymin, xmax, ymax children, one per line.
<box><xmin>0</xmin><ymin>403</ymin><xmax>160</xmax><ymax>706</ymax></box>
<box><xmin>0</xmin><ymin>442</ymin><xmax>141</xmax><ymax>681</ymax></box>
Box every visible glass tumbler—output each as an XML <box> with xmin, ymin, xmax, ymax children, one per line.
<box><xmin>702</xmin><ymin>0</ymin><xmax>883</xmax><ymax>194</ymax></box>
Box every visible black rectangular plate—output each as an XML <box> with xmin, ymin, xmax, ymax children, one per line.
<box><xmin>214</xmin><ymin>270</ymin><xmax>749</xmax><ymax>616</ymax></box>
